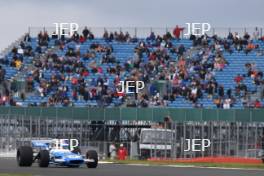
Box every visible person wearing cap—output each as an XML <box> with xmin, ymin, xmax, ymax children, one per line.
<box><xmin>117</xmin><ymin>143</ymin><xmax>127</xmax><ymax>160</ymax></box>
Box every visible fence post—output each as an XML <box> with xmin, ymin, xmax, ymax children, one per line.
<box><xmin>30</xmin><ymin>116</ymin><xmax>32</xmax><ymax>139</ymax></box>
<box><xmin>245</xmin><ymin>123</ymin><xmax>249</xmax><ymax>157</ymax></box>
<box><xmin>216</xmin><ymin>109</ymin><xmax>219</xmax><ymax>121</ymax></box>
<box><xmin>219</xmin><ymin>122</ymin><xmax>222</xmax><ymax>156</ymax></box>
<box><xmin>236</xmin><ymin>122</ymin><xmax>239</xmax><ymax>157</ymax></box>
<box><xmin>44</xmin><ymin>117</ymin><xmax>47</xmax><ymax>138</ymax></box>
<box><xmin>88</xmin><ymin>107</ymin><xmax>90</xmax><ymax>121</ymax></box>
<box><xmin>0</xmin><ymin>116</ymin><xmax>2</xmax><ymax>153</ymax></box>
<box><xmin>119</xmin><ymin>108</ymin><xmax>121</xmax><ymax>121</ymax></box>
<box><xmin>136</xmin><ymin>108</ymin><xmax>138</xmax><ymax>121</ymax></box>
<box><xmin>55</xmin><ymin>107</ymin><xmax>58</xmax><ymax>137</ymax></box>
<box><xmin>173</xmin><ymin>122</ymin><xmax>177</xmax><ymax>159</ymax></box>
<box><xmin>210</xmin><ymin>122</ymin><xmax>213</xmax><ymax>157</ymax></box>
<box><xmin>104</xmin><ymin>108</ymin><xmax>106</xmax><ymax>121</ymax></box>
<box><xmin>228</xmin><ymin>122</ymin><xmax>231</xmax><ymax>156</ymax></box>
<box><xmin>250</xmin><ymin>109</ymin><xmax>252</xmax><ymax>123</ymax></box>
<box><xmin>183</xmin><ymin>122</ymin><xmax>186</xmax><ymax>158</ymax></box>
<box><xmin>7</xmin><ymin>112</ymin><xmax>10</xmax><ymax>153</ymax></box>
<box><xmin>151</xmin><ymin>108</ymin><xmax>154</xmax><ymax>121</ymax></box>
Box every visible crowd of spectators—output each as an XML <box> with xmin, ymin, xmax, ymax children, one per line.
<box><xmin>0</xmin><ymin>26</ymin><xmax>264</xmax><ymax>108</ymax></box>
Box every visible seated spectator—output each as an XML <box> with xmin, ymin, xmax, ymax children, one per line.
<box><xmin>234</xmin><ymin>74</ymin><xmax>244</xmax><ymax>84</ymax></box>
<box><xmin>242</xmin><ymin>96</ymin><xmax>250</xmax><ymax>107</ymax></box>
<box><xmin>223</xmin><ymin>98</ymin><xmax>232</xmax><ymax>109</ymax></box>
<box><xmin>254</xmin><ymin>99</ymin><xmax>262</xmax><ymax>108</ymax></box>
<box><xmin>79</xmin><ymin>35</ymin><xmax>86</xmax><ymax>43</ymax></box>
<box><xmin>213</xmin><ymin>96</ymin><xmax>222</xmax><ymax>108</ymax></box>
<box><xmin>218</xmin><ymin>85</ymin><xmax>224</xmax><ymax>98</ymax></box>
<box><xmin>245</xmin><ymin>42</ymin><xmax>255</xmax><ymax>54</ymax></box>
<box><xmin>177</xmin><ymin>44</ymin><xmax>186</xmax><ymax>56</ymax></box>
<box><xmin>214</xmin><ymin>54</ymin><xmax>227</xmax><ymax>71</ymax></box>
<box><xmin>147</xmin><ymin>32</ymin><xmax>156</xmax><ymax>41</ymax></box>
<box><xmin>26</xmin><ymin>76</ymin><xmax>34</xmax><ymax>92</ymax></box>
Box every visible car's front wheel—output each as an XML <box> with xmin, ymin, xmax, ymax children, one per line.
<box><xmin>86</xmin><ymin>150</ymin><xmax>98</xmax><ymax>168</ymax></box>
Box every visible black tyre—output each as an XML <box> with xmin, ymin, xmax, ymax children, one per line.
<box><xmin>86</xmin><ymin>150</ymin><xmax>98</xmax><ymax>168</ymax></box>
<box><xmin>17</xmin><ymin>146</ymin><xmax>33</xmax><ymax>167</ymax></box>
<box><xmin>38</xmin><ymin>150</ymin><xmax>49</xmax><ymax>167</ymax></box>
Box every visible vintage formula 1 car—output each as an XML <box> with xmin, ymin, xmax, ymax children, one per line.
<box><xmin>16</xmin><ymin>138</ymin><xmax>98</xmax><ymax>168</ymax></box>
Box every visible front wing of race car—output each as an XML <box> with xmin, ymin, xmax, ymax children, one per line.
<box><xmin>51</xmin><ymin>154</ymin><xmax>96</xmax><ymax>167</ymax></box>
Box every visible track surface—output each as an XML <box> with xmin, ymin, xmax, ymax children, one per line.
<box><xmin>0</xmin><ymin>158</ymin><xmax>263</xmax><ymax>176</ymax></box>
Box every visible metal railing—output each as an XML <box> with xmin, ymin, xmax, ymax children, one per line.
<box><xmin>0</xmin><ymin>107</ymin><xmax>264</xmax><ymax>122</ymax></box>
<box><xmin>0</xmin><ymin>115</ymin><xmax>263</xmax><ymax>160</ymax></box>
<box><xmin>27</xmin><ymin>26</ymin><xmax>263</xmax><ymax>39</ymax></box>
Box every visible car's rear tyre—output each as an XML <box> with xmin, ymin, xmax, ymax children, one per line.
<box><xmin>86</xmin><ymin>150</ymin><xmax>98</xmax><ymax>168</ymax></box>
<box><xmin>38</xmin><ymin>150</ymin><xmax>49</xmax><ymax>167</ymax></box>
<box><xmin>17</xmin><ymin>146</ymin><xmax>33</xmax><ymax>167</ymax></box>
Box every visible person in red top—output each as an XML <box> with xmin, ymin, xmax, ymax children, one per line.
<box><xmin>71</xmin><ymin>77</ymin><xmax>78</xmax><ymax>85</ymax></box>
<box><xmin>79</xmin><ymin>35</ymin><xmax>86</xmax><ymax>43</ymax></box>
<box><xmin>97</xmin><ymin>67</ymin><xmax>103</xmax><ymax>73</ymax></box>
<box><xmin>117</xmin><ymin>144</ymin><xmax>127</xmax><ymax>160</ymax></box>
<box><xmin>173</xmin><ymin>25</ymin><xmax>184</xmax><ymax>40</ymax></box>
<box><xmin>149</xmin><ymin>52</ymin><xmax>156</xmax><ymax>61</ymax></box>
<box><xmin>81</xmin><ymin>69</ymin><xmax>89</xmax><ymax>77</ymax></box>
<box><xmin>254</xmin><ymin>99</ymin><xmax>262</xmax><ymax>108</ymax></box>
<box><xmin>234</xmin><ymin>74</ymin><xmax>243</xmax><ymax>84</ymax></box>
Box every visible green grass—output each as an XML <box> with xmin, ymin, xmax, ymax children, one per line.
<box><xmin>104</xmin><ymin>159</ymin><xmax>264</xmax><ymax>169</ymax></box>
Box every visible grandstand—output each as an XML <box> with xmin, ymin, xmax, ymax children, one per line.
<box><xmin>0</xmin><ymin>27</ymin><xmax>264</xmax><ymax>109</ymax></box>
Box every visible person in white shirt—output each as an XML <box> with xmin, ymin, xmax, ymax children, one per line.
<box><xmin>223</xmin><ymin>98</ymin><xmax>231</xmax><ymax>109</ymax></box>
<box><xmin>109</xmin><ymin>143</ymin><xmax>117</xmax><ymax>160</ymax></box>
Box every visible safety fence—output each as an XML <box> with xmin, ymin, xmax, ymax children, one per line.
<box><xmin>0</xmin><ymin>107</ymin><xmax>264</xmax><ymax>122</ymax></box>
<box><xmin>0</xmin><ymin>110</ymin><xmax>264</xmax><ymax>160</ymax></box>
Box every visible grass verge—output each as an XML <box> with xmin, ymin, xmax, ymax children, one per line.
<box><xmin>104</xmin><ymin>159</ymin><xmax>264</xmax><ymax>169</ymax></box>
<box><xmin>0</xmin><ymin>174</ymin><xmax>32</xmax><ymax>176</ymax></box>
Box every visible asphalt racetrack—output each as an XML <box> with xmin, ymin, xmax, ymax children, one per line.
<box><xmin>0</xmin><ymin>158</ymin><xmax>263</xmax><ymax>176</ymax></box>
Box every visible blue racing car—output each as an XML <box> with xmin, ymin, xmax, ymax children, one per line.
<box><xmin>16</xmin><ymin>139</ymin><xmax>98</xmax><ymax>168</ymax></box>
